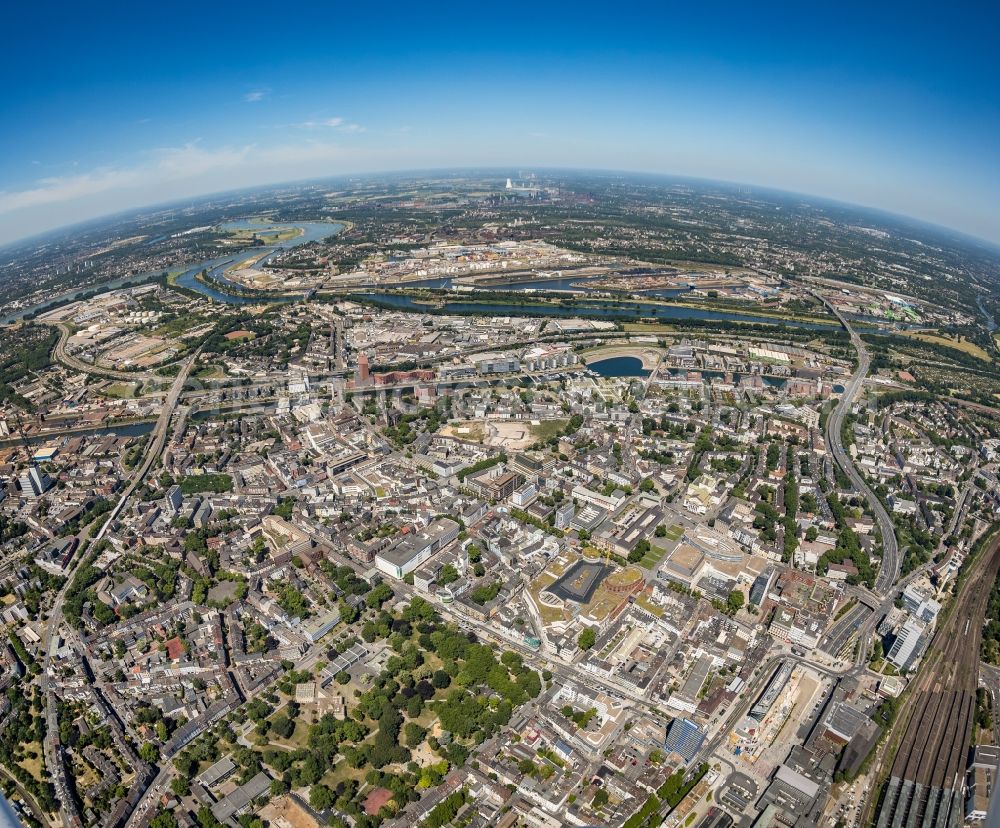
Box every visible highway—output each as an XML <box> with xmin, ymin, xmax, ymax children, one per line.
<box><xmin>48</xmin><ymin>321</ymin><xmax>156</xmax><ymax>381</ymax></box>
<box><xmin>823</xmin><ymin>548</ymin><xmax>955</xmax><ymax>668</ymax></box>
<box><xmin>848</xmin><ymin>525</ymin><xmax>979</xmax><ymax>671</ymax></box>
<box><xmin>846</xmin><ymin>475</ymin><xmax>987</xmax><ymax>668</ymax></box>
<box><xmin>92</xmin><ymin>351</ymin><xmax>198</xmax><ymax>543</ymax></box>
<box><xmin>819</xmin><ymin>601</ymin><xmax>873</xmax><ymax>658</ymax></box>
<box><xmin>818</xmin><ymin>294</ymin><xmax>900</xmax><ymax>596</ymax></box>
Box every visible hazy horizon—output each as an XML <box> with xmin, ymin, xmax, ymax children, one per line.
<box><xmin>3</xmin><ymin>167</ymin><xmax>999</xmax><ymax>256</ymax></box>
<box><xmin>2</xmin><ymin>1</ymin><xmax>998</xmax><ymax>246</ymax></box>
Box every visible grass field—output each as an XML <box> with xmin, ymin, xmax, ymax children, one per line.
<box><xmin>152</xmin><ymin>313</ymin><xmax>205</xmax><ymax>337</ymax></box>
<box><xmin>529</xmin><ymin>558</ymin><xmax>572</xmax><ymax>624</ymax></box>
<box><xmin>623</xmin><ymin>324</ymin><xmax>675</xmax><ymax>335</ymax></box>
<box><xmin>18</xmin><ymin>746</ymin><xmax>43</xmax><ymax>782</ymax></box>
<box><xmin>901</xmin><ymin>330</ymin><xmax>991</xmax><ymax>361</ymax></box>
<box><xmin>585</xmin><ymin>582</ymin><xmax>631</xmax><ymax>621</ymax></box>
<box><xmin>257</xmin><ymin>227</ymin><xmax>303</xmax><ymax>243</ymax></box>
<box><xmin>163</xmin><ymin>265</ymin><xmax>189</xmax><ymax>287</ymax></box>
<box><xmin>638</xmin><ymin>525</ymin><xmax>681</xmax><ymax>569</ymax></box>
<box><xmin>531</xmin><ymin>578</ymin><xmax>569</xmax><ymax>624</ymax></box>
<box><xmin>102</xmin><ymin>381</ymin><xmax>140</xmax><ymax>398</ymax></box>
<box><xmin>225</xmin><ymin>225</ymin><xmax>303</xmax><ymax>245</ymax></box>
<box><xmin>441</xmin><ymin>421</ymin><xmax>487</xmax><ymax>443</ymax></box>
<box><xmin>638</xmin><ymin>546</ymin><xmax>667</xmax><ymax>570</ymax></box>
<box><xmin>529</xmin><ymin>419</ymin><xmax>568</xmax><ymax>441</ymax></box>
<box><xmin>194</xmin><ymin>364</ymin><xmax>228</xmax><ymax>380</ymax></box>
<box><xmin>635</xmin><ymin>593</ymin><xmax>664</xmax><ymax>617</ymax></box>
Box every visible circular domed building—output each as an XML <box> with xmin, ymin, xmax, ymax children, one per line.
<box><xmin>603</xmin><ymin>565</ymin><xmax>645</xmax><ymax>596</ymax></box>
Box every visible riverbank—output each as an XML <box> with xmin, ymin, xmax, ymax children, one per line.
<box><xmin>340</xmin><ymin>290</ymin><xmax>844</xmax><ymax>332</ymax></box>
<box><xmin>0</xmin><ymin>418</ymin><xmax>156</xmax><ymax>448</ymax></box>
<box><xmin>5</xmin><ymin>220</ymin><xmax>346</xmax><ymax>322</ymax></box>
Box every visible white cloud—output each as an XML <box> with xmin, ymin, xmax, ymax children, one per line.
<box><xmin>1</xmin><ymin>123</ymin><xmax>997</xmax><ymax>246</ymax></box>
<box><xmin>0</xmin><ymin>142</ymin><xmax>274</xmax><ymax>218</ymax></box>
<box><xmin>243</xmin><ymin>89</ymin><xmax>269</xmax><ymax>102</ymax></box>
<box><xmin>0</xmin><ymin>138</ymin><xmax>422</xmax><ymax>245</ymax></box>
<box><xmin>296</xmin><ymin>117</ymin><xmax>365</xmax><ymax>133</ymax></box>
<box><xmin>0</xmin><ymin>166</ymin><xmax>147</xmax><ymax>213</ymax></box>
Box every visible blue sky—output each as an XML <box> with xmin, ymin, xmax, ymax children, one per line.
<box><xmin>2</xmin><ymin>1</ymin><xmax>998</xmax><ymax>245</ymax></box>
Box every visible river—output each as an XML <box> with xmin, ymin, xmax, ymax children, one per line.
<box><xmin>173</xmin><ymin>220</ymin><xmax>344</xmax><ymax>303</ymax></box>
<box><xmin>0</xmin><ymin>419</ymin><xmax>155</xmax><ymax>449</ymax></box>
<box><xmin>351</xmin><ymin>292</ymin><xmax>835</xmax><ymax>330</ymax></box>
<box><xmin>5</xmin><ymin>219</ymin><xmax>848</xmax><ymax>336</ymax></box>
<box><xmin>2</xmin><ymin>219</ymin><xmax>345</xmax><ymax>321</ymax></box>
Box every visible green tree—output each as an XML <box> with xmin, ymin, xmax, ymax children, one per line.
<box><xmin>404</xmin><ymin>722</ymin><xmax>426</xmax><ymax>748</ymax></box>
<box><xmin>726</xmin><ymin>590</ymin><xmax>745</xmax><ymax>614</ymax></box>
<box><xmin>150</xmin><ymin>812</ymin><xmax>177</xmax><ymax>828</ymax></box>
<box><xmin>271</xmin><ymin>715</ymin><xmax>295</xmax><ymax>739</ymax></box>
<box><xmin>366</xmin><ymin>583</ymin><xmax>394</xmax><ymax>609</ymax></box>
<box><xmin>406</xmin><ymin>694</ymin><xmax>424</xmax><ymax>718</ymax></box>
<box><xmin>872</xmin><ymin>639</ymin><xmax>884</xmax><ymax>662</ymax></box>
<box><xmin>309</xmin><ymin>784</ymin><xmax>335</xmax><ymax>811</ymax></box>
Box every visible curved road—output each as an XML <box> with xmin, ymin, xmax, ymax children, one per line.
<box><xmin>93</xmin><ymin>351</ymin><xmax>198</xmax><ymax>543</ymax></box>
<box><xmin>819</xmin><ymin>295</ymin><xmax>900</xmax><ymax>595</ymax></box>
<box><xmin>50</xmin><ymin>321</ymin><xmax>156</xmax><ymax>381</ymax></box>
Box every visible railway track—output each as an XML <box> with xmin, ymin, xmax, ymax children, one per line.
<box><xmin>873</xmin><ymin>533</ymin><xmax>1000</xmax><ymax>827</ymax></box>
